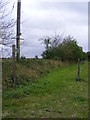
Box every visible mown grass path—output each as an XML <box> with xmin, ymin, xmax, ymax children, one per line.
<box><xmin>3</xmin><ymin>62</ymin><xmax>88</xmax><ymax>118</ymax></box>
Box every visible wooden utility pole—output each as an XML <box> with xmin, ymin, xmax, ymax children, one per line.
<box><xmin>16</xmin><ymin>0</ymin><xmax>21</xmax><ymax>62</ymax></box>
<box><xmin>12</xmin><ymin>44</ymin><xmax>15</xmax><ymax>83</ymax></box>
<box><xmin>78</xmin><ymin>58</ymin><xmax>80</xmax><ymax>81</ymax></box>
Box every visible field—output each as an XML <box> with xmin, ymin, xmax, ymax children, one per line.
<box><xmin>2</xmin><ymin>59</ymin><xmax>88</xmax><ymax>118</ymax></box>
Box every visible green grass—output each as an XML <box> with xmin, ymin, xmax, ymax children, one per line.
<box><xmin>2</xmin><ymin>59</ymin><xmax>88</xmax><ymax>118</ymax></box>
<box><xmin>2</xmin><ymin>58</ymin><xmax>64</xmax><ymax>88</ymax></box>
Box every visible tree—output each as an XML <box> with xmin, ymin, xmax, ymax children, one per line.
<box><xmin>39</xmin><ymin>33</ymin><xmax>63</xmax><ymax>50</ymax></box>
<box><xmin>41</xmin><ymin>35</ymin><xmax>85</xmax><ymax>62</ymax></box>
<box><xmin>86</xmin><ymin>51</ymin><xmax>90</xmax><ymax>61</ymax></box>
<box><xmin>61</xmin><ymin>36</ymin><xmax>84</xmax><ymax>61</ymax></box>
<box><xmin>0</xmin><ymin>0</ymin><xmax>15</xmax><ymax>57</ymax></box>
<box><xmin>40</xmin><ymin>34</ymin><xmax>63</xmax><ymax>59</ymax></box>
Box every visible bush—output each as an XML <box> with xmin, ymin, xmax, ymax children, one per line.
<box><xmin>21</xmin><ymin>56</ymin><xmax>26</xmax><ymax>59</ymax></box>
<box><xmin>41</xmin><ymin>35</ymin><xmax>85</xmax><ymax>62</ymax></box>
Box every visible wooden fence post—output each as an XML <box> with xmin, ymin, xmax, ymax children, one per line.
<box><xmin>12</xmin><ymin>44</ymin><xmax>15</xmax><ymax>83</ymax></box>
<box><xmin>78</xmin><ymin>58</ymin><xmax>80</xmax><ymax>81</ymax></box>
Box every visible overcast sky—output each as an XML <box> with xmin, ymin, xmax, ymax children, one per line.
<box><xmin>5</xmin><ymin>0</ymin><xmax>88</xmax><ymax>58</ymax></box>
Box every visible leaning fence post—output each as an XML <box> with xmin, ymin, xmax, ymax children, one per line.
<box><xmin>78</xmin><ymin>58</ymin><xmax>80</xmax><ymax>81</ymax></box>
<box><xmin>12</xmin><ymin>42</ymin><xmax>15</xmax><ymax>84</ymax></box>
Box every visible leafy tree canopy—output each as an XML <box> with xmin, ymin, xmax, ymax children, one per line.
<box><xmin>40</xmin><ymin>35</ymin><xmax>86</xmax><ymax>62</ymax></box>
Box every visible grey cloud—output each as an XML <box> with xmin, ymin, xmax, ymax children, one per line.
<box><xmin>31</xmin><ymin>2</ymin><xmax>88</xmax><ymax>15</ymax></box>
<box><xmin>21</xmin><ymin>44</ymin><xmax>45</xmax><ymax>58</ymax></box>
<box><xmin>20</xmin><ymin>2</ymin><xmax>88</xmax><ymax>57</ymax></box>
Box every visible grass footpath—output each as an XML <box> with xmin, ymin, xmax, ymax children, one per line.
<box><xmin>2</xmin><ymin>59</ymin><xmax>88</xmax><ymax>118</ymax></box>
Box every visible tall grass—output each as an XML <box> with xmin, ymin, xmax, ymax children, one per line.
<box><xmin>2</xmin><ymin>58</ymin><xmax>64</xmax><ymax>89</ymax></box>
<box><xmin>2</xmin><ymin>60</ymin><xmax>88</xmax><ymax>118</ymax></box>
